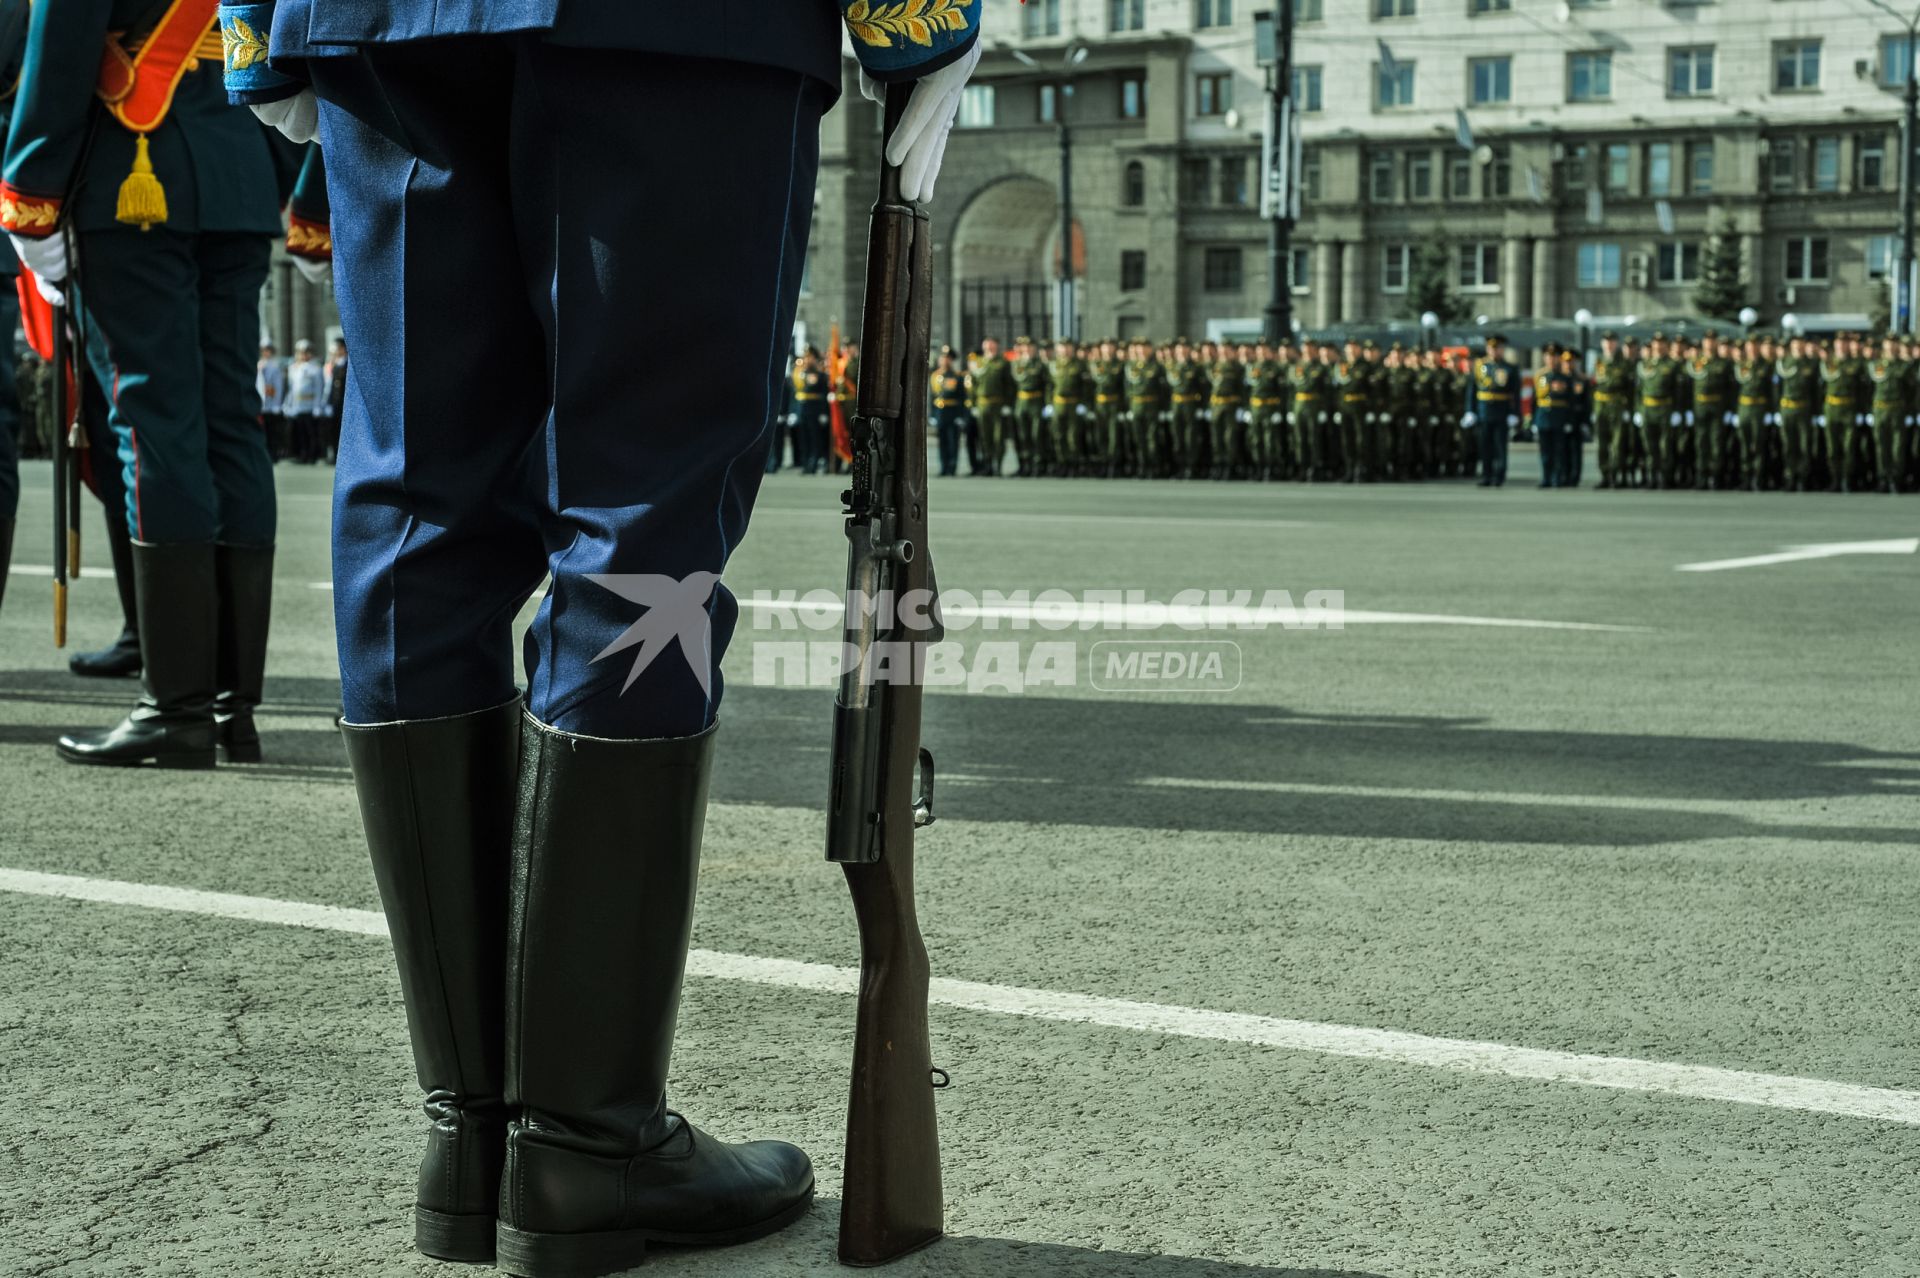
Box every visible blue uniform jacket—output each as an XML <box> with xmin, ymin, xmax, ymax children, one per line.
<box><xmin>0</xmin><ymin>0</ymin><xmax>25</xmax><ymax>274</ymax></box>
<box><xmin>221</xmin><ymin>0</ymin><xmax>981</xmax><ymax>105</ymax></box>
<box><xmin>1466</xmin><ymin>358</ymin><xmax>1521</xmax><ymax>419</ymax></box>
<box><xmin>1</xmin><ymin>0</ymin><xmax>283</xmax><ymax>240</ymax></box>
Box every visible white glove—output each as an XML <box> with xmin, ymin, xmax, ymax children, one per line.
<box><xmin>859</xmin><ymin>40</ymin><xmax>982</xmax><ymax>203</ymax></box>
<box><xmin>1815</xmin><ymin>415</ymin><xmax>1827</xmax><ymax>429</ymax></box>
<box><xmin>1042</xmin><ymin>405</ymin><xmax>1054</xmax><ymax>419</ymax></box>
<box><xmin>11</xmin><ymin>233</ymin><xmax>67</xmax><ymax>305</ymax></box>
<box><xmin>1076</xmin><ymin>404</ymin><xmax>1089</xmax><ymax>418</ymax></box>
<box><xmin>1633</xmin><ymin>412</ymin><xmax>1645</xmax><ymax>427</ymax></box>
<box><xmin>1683</xmin><ymin>411</ymin><xmax>1695</xmax><ymax>427</ymax></box>
<box><xmin>250</xmin><ymin>88</ymin><xmax>320</xmax><ymax>144</ymax></box>
<box><xmin>1462</xmin><ymin>412</ymin><xmax>1478</xmax><ymax>428</ymax></box>
<box><xmin>292</xmin><ymin>255</ymin><xmax>331</xmax><ymax>286</ymax></box>
<box><xmin>1506</xmin><ymin>414</ymin><xmax>1519</xmax><ymax>429</ymax></box>
<box><xmin>1669</xmin><ymin>412</ymin><xmax>1683</xmax><ymax>428</ymax></box>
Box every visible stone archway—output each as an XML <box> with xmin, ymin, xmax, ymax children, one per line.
<box><xmin>948</xmin><ymin>175</ymin><xmax>1081</xmax><ymax>350</ymax></box>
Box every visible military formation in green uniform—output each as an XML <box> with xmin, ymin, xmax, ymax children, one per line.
<box><xmin>916</xmin><ymin>332</ymin><xmax>1920</xmax><ymax>494</ymax></box>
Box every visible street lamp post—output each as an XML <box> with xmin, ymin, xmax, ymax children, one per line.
<box><xmin>1573</xmin><ymin>307</ymin><xmax>1594</xmax><ymax>368</ymax></box>
<box><xmin>1866</xmin><ymin>1</ymin><xmax>1920</xmax><ymax>334</ymax></box>
<box><xmin>1420</xmin><ymin>310</ymin><xmax>1439</xmax><ymax>352</ymax></box>
<box><xmin>1009</xmin><ymin>43</ymin><xmax>1089</xmax><ymax>343</ymax></box>
<box><xmin>1254</xmin><ymin>4</ymin><xmax>1296</xmax><ymax>344</ymax></box>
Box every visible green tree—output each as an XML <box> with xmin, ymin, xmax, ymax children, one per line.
<box><xmin>1406</xmin><ymin>238</ymin><xmax>1469</xmax><ymax>324</ymax></box>
<box><xmin>1869</xmin><ymin>279</ymin><xmax>1892</xmax><ymax>337</ymax></box>
<box><xmin>1694</xmin><ymin>217</ymin><xmax>1746</xmax><ymax>322</ymax></box>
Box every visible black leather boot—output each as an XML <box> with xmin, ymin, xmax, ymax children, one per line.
<box><xmin>56</xmin><ymin>542</ymin><xmax>217</xmax><ymax>768</ymax></box>
<box><xmin>0</xmin><ymin>517</ymin><xmax>12</xmax><ymax>615</ymax></box>
<box><xmin>70</xmin><ymin>511</ymin><xmax>143</xmax><ymax>678</ymax></box>
<box><xmin>213</xmin><ymin>544</ymin><xmax>275</xmax><ymax>763</ymax></box>
<box><xmin>340</xmin><ymin>699</ymin><xmax>523</xmax><ymax>1263</ymax></box>
<box><xmin>496</xmin><ymin>715</ymin><xmax>813</xmax><ymax>1278</ymax></box>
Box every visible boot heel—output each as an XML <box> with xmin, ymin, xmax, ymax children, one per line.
<box><xmin>156</xmin><ymin>748</ymin><xmax>217</xmax><ymax>770</ymax></box>
<box><xmin>221</xmin><ymin>740</ymin><xmax>264</xmax><ymax>764</ymax></box>
<box><xmin>415</xmin><ymin>1205</ymin><xmax>497</xmax><ymax>1264</ymax></box>
<box><xmin>495</xmin><ymin>1223</ymin><xmax>648</xmax><ymax>1277</ymax></box>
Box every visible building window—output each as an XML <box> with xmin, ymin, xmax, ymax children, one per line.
<box><xmin>1646</xmin><ymin>142</ymin><xmax>1673</xmax><ymax>197</ymax></box>
<box><xmin>1769</xmin><ymin>138</ymin><xmax>1797</xmax><ymax>192</ymax></box>
<box><xmin>1024</xmin><ymin>0</ymin><xmax>1061</xmax><ymax>38</ymax></box>
<box><xmin>1374</xmin><ymin>0</ymin><xmax>1415</xmax><ymax>15</ymax></box>
<box><xmin>1774</xmin><ymin>40</ymin><xmax>1821</xmax><ymax>92</ymax></box>
<box><xmin>1883</xmin><ymin>34</ymin><xmax>1916</xmax><ymax>89</ymax></box>
<box><xmin>1121</xmin><ymin>250</ymin><xmax>1147</xmax><ymax>292</ymax></box>
<box><xmin>1120</xmin><ymin>76</ymin><xmax>1147</xmax><ymax>119</ymax></box>
<box><xmin>1576</xmin><ymin>243</ymin><xmax>1621</xmax><ymax>289</ymax></box>
<box><xmin>1196</xmin><ymin>73</ymin><xmax>1233</xmax><ymax>116</ymax></box>
<box><xmin>1457</xmin><ymin>242</ymin><xmax>1501</xmax><ymax>291</ymax></box>
<box><xmin>1569</xmin><ymin>52</ymin><xmax>1612</xmax><ymax>102</ymax></box>
<box><xmin>1485</xmin><ymin>149</ymin><xmax>1511</xmax><ymax>198</ymax></box>
<box><xmin>1301</xmin><ymin>148</ymin><xmax>1323</xmax><ymax>200</ymax></box>
<box><xmin>1563</xmin><ymin>143</ymin><xmax>1590</xmax><ymax>191</ymax></box>
<box><xmin>1812</xmin><ymin>136</ymin><xmax>1840</xmax><ymax>192</ymax></box>
<box><xmin>1038</xmin><ymin>84</ymin><xmax>1061</xmax><ymax>124</ymax></box>
<box><xmin>1858</xmin><ymin>135</ymin><xmax>1887</xmax><ymax>190</ymax></box>
<box><xmin>1868</xmin><ymin>235</ymin><xmax>1896</xmax><ymax>281</ymax></box>
<box><xmin>1219</xmin><ymin>155</ymin><xmax>1249</xmax><ymax>206</ymax></box>
<box><xmin>1195</xmin><ymin>0</ymin><xmax>1232</xmax><ymax>28</ymax></box>
<box><xmin>958</xmin><ymin>85</ymin><xmax>995</xmax><ymax>129</ymax></box>
<box><xmin>1376</xmin><ymin>60</ymin><xmax>1415</xmax><ymax>108</ymax></box>
<box><xmin>1605</xmin><ymin>142</ymin><xmax>1631</xmax><ymax>193</ymax></box>
<box><xmin>1469</xmin><ymin>57</ymin><xmax>1511</xmax><ymax>106</ymax></box>
<box><xmin>1669</xmin><ymin>47</ymin><xmax>1714</xmax><ymax>98</ymax></box>
<box><xmin>1381</xmin><ymin>244</ymin><xmax>1412</xmax><ymax>293</ymax></box>
<box><xmin>1297</xmin><ymin>0</ymin><xmax>1323</xmax><ymax>19</ymax></box>
<box><xmin>1290</xmin><ymin>246</ymin><xmax>1313</xmax><ymax>292</ymax></box>
<box><xmin>1293</xmin><ymin>65</ymin><xmax>1323</xmax><ymax>112</ymax></box>
<box><xmin>1449</xmin><ymin>156</ymin><xmax>1473</xmax><ymax>198</ymax></box>
<box><xmin>1657</xmin><ymin>242</ymin><xmax>1701</xmax><ymax>285</ymax></box>
<box><xmin>1469</xmin><ymin>0</ymin><xmax>1511</xmax><ymax>10</ymax></box>
<box><xmin>1204</xmin><ymin>247</ymin><xmax>1244</xmax><ymax>292</ymax></box>
<box><xmin>1110</xmin><ymin>0</ymin><xmax>1145</xmax><ymax>33</ymax></box>
<box><xmin>1123</xmin><ymin>160</ymin><xmax>1146</xmax><ymax>207</ymax></box>
<box><xmin>1369</xmin><ymin>152</ymin><xmax>1395</xmax><ymax>202</ymax></box>
<box><xmin>1784</xmin><ymin>237</ymin><xmax>1829</xmax><ymax>285</ymax></box>
<box><xmin>1180</xmin><ymin>157</ymin><xmax>1210</xmax><ymax>204</ymax></box>
<box><xmin>1687</xmin><ymin>141</ymin><xmax>1713</xmax><ymax>194</ymax></box>
<box><xmin>1408</xmin><ymin>152</ymin><xmax>1433</xmax><ymax>199</ymax></box>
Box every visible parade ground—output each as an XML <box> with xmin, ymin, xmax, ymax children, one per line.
<box><xmin>1</xmin><ymin>457</ymin><xmax>1916</xmax><ymax>1278</ymax></box>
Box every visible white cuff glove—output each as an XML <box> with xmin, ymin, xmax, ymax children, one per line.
<box><xmin>1815</xmin><ymin>415</ymin><xmax>1827</xmax><ymax>429</ymax></box>
<box><xmin>11</xmin><ymin>232</ymin><xmax>68</xmax><ymax>305</ymax></box>
<box><xmin>1683</xmin><ymin>411</ymin><xmax>1695</xmax><ymax>427</ymax></box>
<box><xmin>1633</xmin><ymin>412</ymin><xmax>1645</xmax><ymax>427</ymax></box>
<box><xmin>1042</xmin><ymin>405</ymin><xmax>1054</xmax><ymax>419</ymax></box>
<box><xmin>1669</xmin><ymin>412</ymin><xmax>1683</xmax><ymax>428</ymax></box>
<box><xmin>292</xmin><ymin>255</ymin><xmax>332</xmax><ymax>286</ymax></box>
<box><xmin>860</xmin><ymin>40</ymin><xmax>983</xmax><ymax>203</ymax></box>
<box><xmin>250</xmin><ymin>88</ymin><xmax>320</xmax><ymax>144</ymax></box>
<box><xmin>1462</xmin><ymin>412</ymin><xmax>1478</xmax><ymax>428</ymax></box>
<box><xmin>1076</xmin><ymin>404</ymin><xmax>1089</xmax><ymax>418</ymax></box>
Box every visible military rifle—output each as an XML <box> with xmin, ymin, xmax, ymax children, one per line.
<box><xmin>50</xmin><ymin>299</ymin><xmax>80</xmax><ymax>647</ymax></box>
<box><xmin>825</xmin><ymin>81</ymin><xmax>944</xmax><ymax>1268</ymax></box>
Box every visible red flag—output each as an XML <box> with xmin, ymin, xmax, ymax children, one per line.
<box><xmin>828</xmin><ymin>321</ymin><xmax>853</xmax><ymax>463</ymax></box>
<box><xmin>18</xmin><ymin>270</ymin><xmax>54</xmax><ymax>360</ymax></box>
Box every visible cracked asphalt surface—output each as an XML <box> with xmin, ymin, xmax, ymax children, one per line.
<box><xmin>2</xmin><ymin>455</ymin><xmax>1917</xmax><ymax>1276</ymax></box>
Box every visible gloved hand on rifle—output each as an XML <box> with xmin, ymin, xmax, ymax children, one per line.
<box><xmin>11</xmin><ymin>232</ymin><xmax>67</xmax><ymax>306</ymax></box>
<box><xmin>858</xmin><ymin>40</ymin><xmax>984</xmax><ymax>202</ymax></box>
<box><xmin>1462</xmin><ymin>412</ymin><xmax>1478</xmax><ymax>428</ymax></box>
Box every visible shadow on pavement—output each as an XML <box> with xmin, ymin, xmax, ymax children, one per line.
<box><xmin>2</xmin><ymin>669</ymin><xmax>1915</xmax><ymax>847</ymax></box>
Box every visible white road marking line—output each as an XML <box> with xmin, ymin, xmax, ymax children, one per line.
<box><xmin>6</xmin><ymin>564</ymin><xmax>119</xmax><ymax>579</ymax></box>
<box><xmin>2</xmin><ymin>865</ymin><xmax>1913</xmax><ymax>1127</ymax></box>
<box><xmin>752</xmin><ymin>508</ymin><xmax>1319</xmax><ymax>530</ymax></box>
<box><xmin>1135</xmin><ymin>776</ymin><xmax>1919</xmax><ymax>829</ymax></box>
<box><xmin>734</xmin><ymin>597</ymin><xmax>1651</xmax><ymax>633</ymax></box>
<box><xmin>1676</xmin><ymin>538</ymin><xmax>1919</xmax><ymax>572</ymax></box>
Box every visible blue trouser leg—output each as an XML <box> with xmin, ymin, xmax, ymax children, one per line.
<box><xmin>935</xmin><ymin>409</ymin><xmax>959</xmax><ymax>475</ymax></box>
<box><xmin>76</xmin><ymin>229</ymin><xmax>276</xmax><ymax>544</ymax></box>
<box><xmin>314</xmin><ymin>40</ymin><xmax>826</xmax><ymax>738</ymax></box>
<box><xmin>0</xmin><ymin>278</ymin><xmax>17</xmax><ymax>520</ymax></box>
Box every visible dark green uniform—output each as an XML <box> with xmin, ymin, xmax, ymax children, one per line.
<box><xmin>1777</xmin><ymin>355</ymin><xmax>1819</xmax><ymax>490</ymax></box>
<box><xmin>1382</xmin><ymin>361</ymin><xmax>1418</xmax><ymax>481</ymax></box>
<box><xmin>1733</xmin><ymin>357</ymin><xmax>1773</xmax><ymax>490</ymax></box>
<box><xmin>1292</xmin><ymin>359</ymin><xmax>1332</xmax><ymax>481</ymax></box>
<box><xmin>1867</xmin><ymin>355</ymin><xmax>1906</xmax><ymax>492</ymax></box>
<box><xmin>1249</xmin><ymin>356</ymin><xmax>1287</xmax><ymax>479</ymax></box>
<box><xmin>1689</xmin><ymin>353</ymin><xmax>1735</xmax><ymax>488</ymax></box>
<box><xmin>1047</xmin><ymin>353</ymin><xmax>1088</xmax><ymax>474</ymax></box>
<box><xmin>1637</xmin><ymin>355</ymin><xmax>1680</xmax><ymax>488</ymax></box>
<box><xmin>1819</xmin><ymin>354</ymin><xmax>1855</xmax><ymax>490</ymax></box>
<box><xmin>1011</xmin><ymin>351</ymin><xmax>1051</xmax><ymax>476</ymax></box>
<box><xmin>1090</xmin><ymin>354</ymin><xmax>1126</xmax><ymax>473</ymax></box>
<box><xmin>1335</xmin><ymin>358</ymin><xmax>1374</xmax><ymax>481</ymax></box>
<box><xmin>1592</xmin><ymin>352</ymin><xmax>1634</xmax><ymax>487</ymax></box>
<box><xmin>1208</xmin><ymin>356</ymin><xmax>1249</xmax><ymax>478</ymax></box>
<box><xmin>1169</xmin><ymin>356</ymin><xmax>1210</xmax><ymax>478</ymax></box>
<box><xmin>1125</xmin><ymin>354</ymin><xmax>1167</xmax><ymax>477</ymax></box>
<box><xmin>969</xmin><ymin>351</ymin><xmax>1014</xmax><ymax>476</ymax></box>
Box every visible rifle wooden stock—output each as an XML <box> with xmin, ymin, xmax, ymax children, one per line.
<box><xmin>828</xmin><ymin>81</ymin><xmax>943</xmax><ymax>1268</ymax></box>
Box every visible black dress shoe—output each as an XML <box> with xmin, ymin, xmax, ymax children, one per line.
<box><xmin>69</xmin><ymin>629</ymin><xmax>143</xmax><ymax>678</ymax></box>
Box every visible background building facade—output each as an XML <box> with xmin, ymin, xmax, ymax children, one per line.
<box><xmin>798</xmin><ymin>0</ymin><xmax>1917</xmax><ymax>348</ymax></box>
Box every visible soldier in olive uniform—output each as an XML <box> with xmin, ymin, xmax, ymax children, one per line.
<box><xmin>1124</xmin><ymin>339</ymin><xmax>1165</xmax><ymax>478</ymax></box>
<box><xmin>1167</xmin><ymin>338</ymin><xmax>1210</xmax><ymax>479</ymax></box>
<box><xmin>1776</xmin><ymin>336</ymin><xmax>1819</xmax><ymax>492</ymax></box>
<box><xmin>1818</xmin><ymin>336</ymin><xmax>1856</xmax><ymax>491</ymax></box>
<box><xmin>1866</xmin><ymin>336</ymin><xmax>1905</xmax><ymax>494</ymax></box>
<box><xmin>1901</xmin><ymin>338</ymin><xmax>1920</xmax><ymax>491</ymax></box>
<box><xmin>1733</xmin><ymin>339</ymin><xmax>1772</xmax><ymax>491</ymax></box>
<box><xmin>1636</xmin><ymin>335</ymin><xmax>1681</xmax><ymax>489</ymax></box>
<box><xmin>1044</xmin><ymin>339</ymin><xmax>1087</xmax><ymax>476</ymax></box>
<box><xmin>1590</xmin><ymin>332</ymin><xmax>1632</xmax><ymax>489</ymax></box>
<box><xmin>1248</xmin><ymin>342</ymin><xmax>1287</xmax><ymax>481</ymax></box>
<box><xmin>1011</xmin><ymin>336</ymin><xmax>1050</xmax><ymax>477</ymax></box>
<box><xmin>1689</xmin><ymin>334</ymin><xmax>1736</xmax><ymax>489</ymax></box>
<box><xmin>1380</xmin><ymin>345</ymin><xmax>1420</xmax><ymax>481</ymax></box>
<box><xmin>1333</xmin><ymin>341</ymin><xmax>1368</xmax><ymax>482</ymax></box>
<box><xmin>1208</xmin><ymin>344</ymin><xmax>1248</xmax><ymax>480</ymax></box>
<box><xmin>969</xmin><ymin>336</ymin><xmax>1014</xmax><ymax>476</ymax></box>
<box><xmin>1293</xmin><ymin>343</ymin><xmax>1334</xmax><ymax>482</ymax></box>
<box><xmin>1089</xmin><ymin>339</ymin><xmax>1125</xmax><ymax>477</ymax></box>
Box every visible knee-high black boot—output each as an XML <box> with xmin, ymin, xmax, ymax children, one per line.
<box><xmin>56</xmin><ymin>542</ymin><xmax>217</xmax><ymax>767</ymax></box>
<box><xmin>69</xmin><ymin>510</ymin><xmax>143</xmax><ymax>678</ymax></box>
<box><xmin>339</xmin><ymin>699</ymin><xmax>522</xmax><ymax>1263</ymax></box>
<box><xmin>495</xmin><ymin>715</ymin><xmax>813</xmax><ymax>1278</ymax></box>
<box><xmin>0</xmin><ymin>517</ymin><xmax>12</xmax><ymax>615</ymax></box>
<box><xmin>213</xmin><ymin>543</ymin><xmax>275</xmax><ymax>762</ymax></box>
